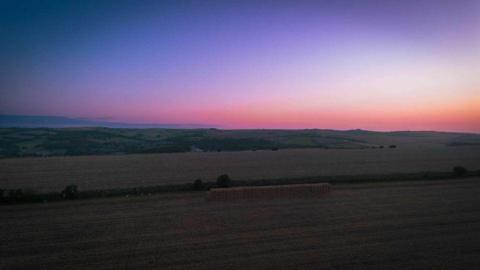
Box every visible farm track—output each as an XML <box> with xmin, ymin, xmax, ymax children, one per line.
<box><xmin>1</xmin><ymin>146</ymin><xmax>480</xmax><ymax>192</ymax></box>
<box><xmin>1</xmin><ymin>178</ymin><xmax>480</xmax><ymax>269</ymax></box>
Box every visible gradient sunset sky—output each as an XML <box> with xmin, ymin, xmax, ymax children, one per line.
<box><xmin>1</xmin><ymin>0</ymin><xmax>479</xmax><ymax>132</ymax></box>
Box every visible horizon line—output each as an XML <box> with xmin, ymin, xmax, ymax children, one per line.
<box><xmin>1</xmin><ymin>114</ymin><xmax>479</xmax><ymax>134</ymax></box>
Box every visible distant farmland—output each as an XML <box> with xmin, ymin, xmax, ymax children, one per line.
<box><xmin>2</xmin><ymin>127</ymin><xmax>480</xmax><ymax>158</ymax></box>
<box><xmin>1</xmin><ymin>146</ymin><xmax>480</xmax><ymax>192</ymax></box>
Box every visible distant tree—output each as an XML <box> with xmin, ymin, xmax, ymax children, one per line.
<box><xmin>389</xmin><ymin>145</ymin><xmax>397</xmax><ymax>148</ymax></box>
<box><xmin>13</xmin><ymin>189</ymin><xmax>23</xmax><ymax>197</ymax></box>
<box><xmin>379</xmin><ymin>145</ymin><xmax>384</xmax><ymax>149</ymax></box>
<box><xmin>5</xmin><ymin>189</ymin><xmax>23</xmax><ymax>201</ymax></box>
<box><xmin>62</xmin><ymin>184</ymin><xmax>79</xmax><ymax>199</ymax></box>
<box><xmin>216</xmin><ymin>174</ymin><xmax>232</xmax><ymax>188</ymax></box>
<box><xmin>22</xmin><ymin>188</ymin><xmax>37</xmax><ymax>201</ymax></box>
<box><xmin>271</xmin><ymin>147</ymin><xmax>279</xmax><ymax>151</ymax></box>
<box><xmin>193</xmin><ymin>179</ymin><xmax>204</xmax><ymax>190</ymax></box>
<box><xmin>453</xmin><ymin>166</ymin><xmax>468</xmax><ymax>177</ymax></box>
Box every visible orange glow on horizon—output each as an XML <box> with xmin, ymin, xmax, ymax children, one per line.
<box><xmin>110</xmin><ymin>94</ymin><xmax>479</xmax><ymax>132</ymax></box>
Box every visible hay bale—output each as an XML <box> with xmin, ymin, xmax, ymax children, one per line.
<box><xmin>206</xmin><ymin>183</ymin><xmax>331</xmax><ymax>201</ymax></box>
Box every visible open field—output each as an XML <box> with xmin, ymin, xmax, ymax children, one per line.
<box><xmin>1</xmin><ymin>146</ymin><xmax>480</xmax><ymax>192</ymax></box>
<box><xmin>1</xmin><ymin>178</ymin><xmax>480</xmax><ymax>269</ymax></box>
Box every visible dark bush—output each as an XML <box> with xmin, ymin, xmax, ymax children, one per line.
<box><xmin>453</xmin><ymin>166</ymin><xmax>468</xmax><ymax>176</ymax></box>
<box><xmin>10</xmin><ymin>189</ymin><xmax>23</xmax><ymax>199</ymax></box>
<box><xmin>379</xmin><ymin>145</ymin><xmax>384</xmax><ymax>148</ymax></box>
<box><xmin>389</xmin><ymin>145</ymin><xmax>397</xmax><ymax>148</ymax></box>
<box><xmin>0</xmin><ymin>189</ymin><xmax>24</xmax><ymax>202</ymax></box>
<box><xmin>21</xmin><ymin>188</ymin><xmax>38</xmax><ymax>201</ymax></box>
<box><xmin>271</xmin><ymin>147</ymin><xmax>279</xmax><ymax>151</ymax></box>
<box><xmin>62</xmin><ymin>184</ymin><xmax>79</xmax><ymax>199</ymax></box>
<box><xmin>193</xmin><ymin>179</ymin><xmax>204</xmax><ymax>190</ymax></box>
<box><xmin>216</xmin><ymin>174</ymin><xmax>232</xmax><ymax>188</ymax></box>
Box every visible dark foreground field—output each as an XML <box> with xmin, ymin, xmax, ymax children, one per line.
<box><xmin>2</xmin><ymin>178</ymin><xmax>480</xmax><ymax>269</ymax></box>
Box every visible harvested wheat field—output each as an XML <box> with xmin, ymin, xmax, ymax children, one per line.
<box><xmin>1</xmin><ymin>178</ymin><xmax>480</xmax><ymax>270</ymax></box>
<box><xmin>206</xmin><ymin>183</ymin><xmax>331</xmax><ymax>201</ymax></box>
<box><xmin>1</xmin><ymin>146</ymin><xmax>480</xmax><ymax>192</ymax></box>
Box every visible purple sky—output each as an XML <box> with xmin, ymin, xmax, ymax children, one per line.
<box><xmin>1</xmin><ymin>0</ymin><xmax>479</xmax><ymax>131</ymax></box>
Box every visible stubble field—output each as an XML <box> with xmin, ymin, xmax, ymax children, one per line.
<box><xmin>1</xmin><ymin>178</ymin><xmax>480</xmax><ymax>269</ymax></box>
<box><xmin>1</xmin><ymin>146</ymin><xmax>480</xmax><ymax>192</ymax></box>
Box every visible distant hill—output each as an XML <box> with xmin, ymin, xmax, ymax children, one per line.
<box><xmin>0</xmin><ymin>115</ymin><xmax>212</xmax><ymax>129</ymax></box>
<box><xmin>1</xmin><ymin>126</ymin><xmax>479</xmax><ymax>158</ymax></box>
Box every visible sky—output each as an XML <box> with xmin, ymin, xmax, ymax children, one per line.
<box><xmin>1</xmin><ymin>0</ymin><xmax>479</xmax><ymax>132</ymax></box>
